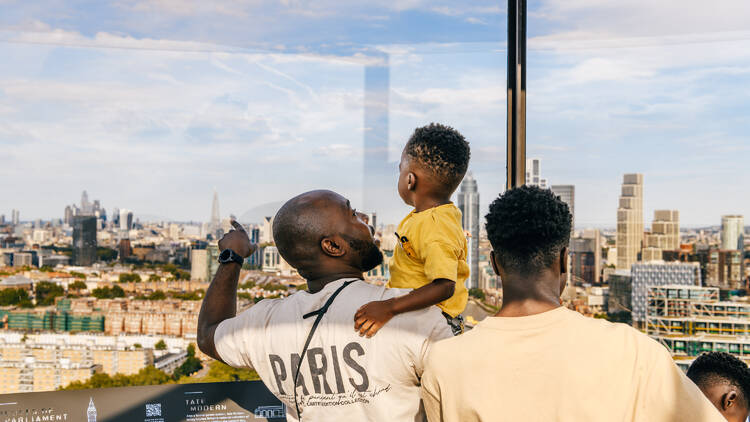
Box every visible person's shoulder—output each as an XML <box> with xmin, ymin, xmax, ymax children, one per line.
<box><xmin>565</xmin><ymin>309</ymin><xmax>665</xmax><ymax>353</ymax></box>
<box><xmin>418</xmin><ymin>205</ymin><xmax>464</xmax><ymax>239</ymax></box>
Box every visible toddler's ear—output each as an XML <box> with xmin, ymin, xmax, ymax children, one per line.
<box><xmin>407</xmin><ymin>173</ymin><xmax>417</xmax><ymax>191</ymax></box>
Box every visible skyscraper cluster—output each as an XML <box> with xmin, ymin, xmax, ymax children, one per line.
<box><xmin>64</xmin><ymin>191</ymin><xmax>107</xmax><ymax>226</ymax></box>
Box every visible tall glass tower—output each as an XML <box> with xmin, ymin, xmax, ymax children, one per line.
<box><xmin>457</xmin><ymin>173</ymin><xmax>480</xmax><ymax>290</ymax></box>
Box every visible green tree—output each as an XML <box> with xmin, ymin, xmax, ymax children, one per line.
<box><xmin>111</xmin><ymin>285</ymin><xmax>125</xmax><ymax>298</ymax></box>
<box><xmin>35</xmin><ymin>282</ymin><xmax>64</xmax><ymax>306</ymax></box>
<box><xmin>147</xmin><ymin>290</ymin><xmax>167</xmax><ymax>300</ymax></box>
<box><xmin>170</xmin><ymin>290</ymin><xmax>203</xmax><ymax>301</ymax></box>
<box><xmin>69</xmin><ymin>280</ymin><xmax>87</xmax><ymax>291</ymax></box>
<box><xmin>60</xmin><ymin>366</ymin><xmax>172</xmax><ymax>390</ymax></box>
<box><xmin>173</xmin><ymin>355</ymin><xmax>202</xmax><ymax>380</ymax></box>
<box><xmin>118</xmin><ymin>273</ymin><xmax>142</xmax><ymax>283</ymax></box>
<box><xmin>178</xmin><ymin>360</ymin><xmax>259</xmax><ymax>384</ymax></box>
<box><xmin>0</xmin><ymin>288</ymin><xmax>32</xmax><ymax>306</ymax></box>
<box><xmin>468</xmin><ymin>288</ymin><xmax>486</xmax><ymax>300</ymax></box>
<box><xmin>97</xmin><ymin>247</ymin><xmax>118</xmax><ymax>262</ymax></box>
<box><xmin>91</xmin><ymin>285</ymin><xmax>125</xmax><ymax>299</ymax></box>
<box><xmin>155</xmin><ymin>339</ymin><xmax>167</xmax><ymax>350</ymax></box>
<box><xmin>69</xmin><ymin>271</ymin><xmax>87</xmax><ymax>280</ymax></box>
<box><xmin>239</xmin><ymin>281</ymin><xmax>256</xmax><ymax>290</ymax></box>
<box><xmin>148</xmin><ymin>274</ymin><xmax>161</xmax><ymax>282</ymax></box>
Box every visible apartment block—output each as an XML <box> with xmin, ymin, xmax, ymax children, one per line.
<box><xmin>616</xmin><ymin>174</ymin><xmax>644</xmax><ymax>270</ymax></box>
<box><xmin>647</xmin><ymin>285</ymin><xmax>750</xmax><ymax>366</ymax></box>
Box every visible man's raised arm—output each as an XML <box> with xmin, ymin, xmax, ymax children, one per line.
<box><xmin>197</xmin><ymin>221</ymin><xmax>256</xmax><ymax>362</ymax></box>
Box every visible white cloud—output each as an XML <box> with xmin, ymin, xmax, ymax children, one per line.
<box><xmin>534</xmin><ymin>0</ymin><xmax>750</xmax><ymax>37</ymax></box>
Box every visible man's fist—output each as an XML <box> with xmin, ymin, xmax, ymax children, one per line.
<box><xmin>218</xmin><ymin>220</ymin><xmax>257</xmax><ymax>258</ymax></box>
<box><xmin>354</xmin><ymin>299</ymin><xmax>395</xmax><ymax>338</ymax></box>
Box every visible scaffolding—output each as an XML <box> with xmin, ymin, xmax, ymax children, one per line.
<box><xmin>647</xmin><ymin>285</ymin><xmax>750</xmax><ymax>362</ymax></box>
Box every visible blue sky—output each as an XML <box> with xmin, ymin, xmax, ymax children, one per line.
<box><xmin>1</xmin><ymin>0</ymin><xmax>749</xmax><ymax>227</ymax></box>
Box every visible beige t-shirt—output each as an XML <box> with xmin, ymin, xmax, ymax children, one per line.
<box><xmin>421</xmin><ymin>306</ymin><xmax>724</xmax><ymax>422</ymax></box>
<box><xmin>215</xmin><ymin>278</ymin><xmax>453</xmax><ymax>422</ymax></box>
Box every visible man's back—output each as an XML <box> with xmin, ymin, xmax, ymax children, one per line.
<box><xmin>215</xmin><ymin>279</ymin><xmax>452</xmax><ymax>421</ymax></box>
<box><xmin>421</xmin><ymin>306</ymin><xmax>724</xmax><ymax>422</ymax></box>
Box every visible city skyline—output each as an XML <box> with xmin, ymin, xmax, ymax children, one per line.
<box><xmin>1</xmin><ymin>176</ymin><xmax>748</xmax><ymax>229</ymax></box>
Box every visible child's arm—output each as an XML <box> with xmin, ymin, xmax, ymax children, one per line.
<box><xmin>354</xmin><ymin>278</ymin><xmax>455</xmax><ymax>337</ymax></box>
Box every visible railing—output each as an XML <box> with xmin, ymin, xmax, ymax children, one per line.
<box><xmin>0</xmin><ymin>381</ymin><xmax>286</xmax><ymax>422</ymax></box>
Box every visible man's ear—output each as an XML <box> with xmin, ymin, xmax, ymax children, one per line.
<box><xmin>490</xmin><ymin>250</ymin><xmax>500</xmax><ymax>276</ymax></box>
<box><xmin>407</xmin><ymin>172</ymin><xmax>417</xmax><ymax>191</ymax></box>
<box><xmin>559</xmin><ymin>247</ymin><xmax>569</xmax><ymax>297</ymax></box>
<box><xmin>321</xmin><ymin>236</ymin><xmax>347</xmax><ymax>258</ymax></box>
<box><xmin>722</xmin><ymin>390</ymin><xmax>738</xmax><ymax>411</ymax></box>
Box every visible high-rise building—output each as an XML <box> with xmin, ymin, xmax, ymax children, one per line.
<box><xmin>457</xmin><ymin>173</ymin><xmax>480</xmax><ymax>290</ymax></box>
<box><xmin>631</xmin><ymin>261</ymin><xmax>701</xmax><ymax>324</ymax></box>
<box><xmin>119</xmin><ymin>209</ymin><xmax>133</xmax><ymax>231</ymax></box>
<box><xmin>607</xmin><ymin>270</ymin><xmax>633</xmax><ymax>314</ymax></box>
<box><xmin>81</xmin><ymin>190</ymin><xmax>91</xmax><ymax>215</ymax></box>
<box><xmin>118</xmin><ymin>239</ymin><xmax>132</xmax><ymax>262</ymax></box>
<box><xmin>190</xmin><ymin>249</ymin><xmax>209</xmax><ymax>282</ymax></box>
<box><xmin>550</xmin><ymin>185</ymin><xmax>575</xmax><ymax>229</ymax></box>
<box><xmin>64</xmin><ymin>205</ymin><xmax>73</xmax><ymax>225</ymax></box>
<box><xmin>706</xmin><ymin>249</ymin><xmax>744</xmax><ymax>290</ymax></box>
<box><xmin>260</xmin><ymin>216</ymin><xmax>274</xmax><ymax>244</ymax></box>
<box><xmin>570</xmin><ymin>229</ymin><xmax>601</xmax><ymax>284</ymax></box>
<box><xmin>248</xmin><ymin>227</ymin><xmax>263</xmax><ymax>267</ymax></box>
<box><xmin>616</xmin><ymin>174</ymin><xmax>644</xmax><ymax>270</ymax></box>
<box><xmin>721</xmin><ymin>215</ymin><xmax>745</xmax><ymax>251</ymax></box>
<box><xmin>0</xmin><ymin>214</ymin><xmax>5</xmax><ymax>224</ymax></box>
<box><xmin>72</xmin><ymin>216</ymin><xmax>97</xmax><ymax>266</ymax></box>
<box><xmin>11</xmin><ymin>209</ymin><xmax>20</xmax><ymax>225</ymax></box>
<box><xmin>525</xmin><ymin>158</ymin><xmax>548</xmax><ymax>188</ymax></box>
<box><xmin>644</xmin><ymin>210</ymin><xmax>680</xmax><ymax>261</ymax></box>
<box><xmin>190</xmin><ymin>245</ymin><xmax>220</xmax><ymax>282</ymax></box>
<box><xmin>210</xmin><ymin>190</ymin><xmax>220</xmax><ymax>236</ymax></box>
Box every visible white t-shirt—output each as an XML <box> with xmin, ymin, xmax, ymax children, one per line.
<box><xmin>421</xmin><ymin>306</ymin><xmax>725</xmax><ymax>422</ymax></box>
<box><xmin>215</xmin><ymin>278</ymin><xmax>453</xmax><ymax>422</ymax></box>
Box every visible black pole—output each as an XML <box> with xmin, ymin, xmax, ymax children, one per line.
<box><xmin>506</xmin><ymin>0</ymin><xmax>526</xmax><ymax>191</ymax></box>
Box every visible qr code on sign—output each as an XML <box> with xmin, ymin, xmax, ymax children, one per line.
<box><xmin>145</xmin><ymin>403</ymin><xmax>162</xmax><ymax>417</ymax></box>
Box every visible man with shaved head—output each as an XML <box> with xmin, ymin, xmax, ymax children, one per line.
<box><xmin>197</xmin><ymin>190</ymin><xmax>452</xmax><ymax>422</ymax></box>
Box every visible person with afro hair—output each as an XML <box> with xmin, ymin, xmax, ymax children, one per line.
<box><xmin>688</xmin><ymin>352</ymin><xmax>750</xmax><ymax>422</ymax></box>
<box><xmin>420</xmin><ymin>186</ymin><xmax>725</xmax><ymax>421</ymax></box>
<box><xmin>354</xmin><ymin>123</ymin><xmax>471</xmax><ymax>337</ymax></box>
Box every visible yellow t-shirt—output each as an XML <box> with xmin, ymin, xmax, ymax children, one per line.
<box><xmin>421</xmin><ymin>307</ymin><xmax>726</xmax><ymax>422</ymax></box>
<box><xmin>387</xmin><ymin>203</ymin><xmax>469</xmax><ymax>318</ymax></box>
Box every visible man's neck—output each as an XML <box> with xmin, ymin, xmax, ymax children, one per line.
<box><xmin>306</xmin><ymin>271</ymin><xmax>363</xmax><ymax>293</ymax></box>
<box><xmin>495</xmin><ymin>275</ymin><xmax>562</xmax><ymax>317</ymax></box>
<box><xmin>495</xmin><ymin>298</ymin><xmax>560</xmax><ymax>317</ymax></box>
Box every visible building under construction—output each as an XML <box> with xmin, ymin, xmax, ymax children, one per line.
<box><xmin>647</xmin><ymin>285</ymin><xmax>750</xmax><ymax>365</ymax></box>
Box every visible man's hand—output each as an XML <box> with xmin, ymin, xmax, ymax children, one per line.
<box><xmin>218</xmin><ymin>220</ymin><xmax>257</xmax><ymax>258</ymax></box>
<box><xmin>354</xmin><ymin>299</ymin><xmax>395</xmax><ymax>337</ymax></box>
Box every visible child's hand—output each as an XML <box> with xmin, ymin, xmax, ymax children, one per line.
<box><xmin>354</xmin><ymin>299</ymin><xmax>395</xmax><ymax>337</ymax></box>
